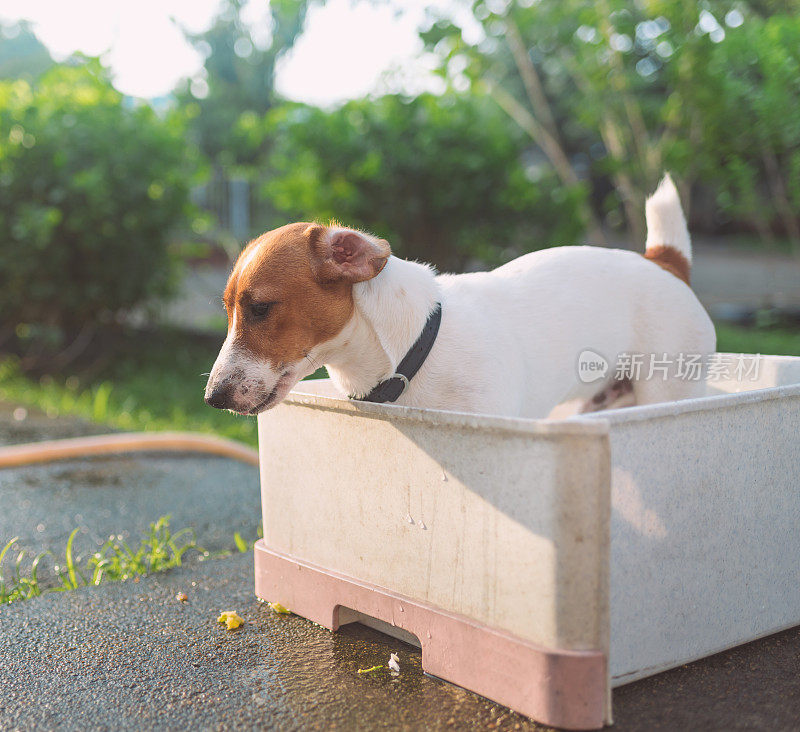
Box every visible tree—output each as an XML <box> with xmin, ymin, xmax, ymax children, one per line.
<box><xmin>421</xmin><ymin>0</ymin><xmax>800</xmax><ymax>247</ymax></box>
<box><xmin>0</xmin><ymin>60</ymin><xmax>198</xmax><ymax>360</ymax></box>
<box><xmin>684</xmin><ymin>13</ymin><xmax>800</xmax><ymax>249</ymax></box>
<box><xmin>176</xmin><ymin>0</ymin><xmax>318</xmax><ymax>165</ymax></box>
<box><xmin>260</xmin><ymin>93</ymin><xmax>586</xmax><ymax>270</ymax></box>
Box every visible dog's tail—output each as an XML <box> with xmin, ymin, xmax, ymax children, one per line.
<box><xmin>643</xmin><ymin>173</ymin><xmax>691</xmax><ymax>285</ymax></box>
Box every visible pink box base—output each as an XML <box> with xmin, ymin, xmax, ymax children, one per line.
<box><xmin>254</xmin><ymin>540</ymin><xmax>607</xmax><ymax>730</ymax></box>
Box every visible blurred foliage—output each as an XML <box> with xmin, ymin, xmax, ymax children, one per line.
<box><xmin>0</xmin><ymin>60</ymin><xmax>199</xmax><ymax>352</ymax></box>
<box><xmin>1</xmin><ymin>0</ymin><xmax>799</xmax><ymax>372</ymax></box>
<box><xmin>258</xmin><ymin>93</ymin><xmax>586</xmax><ymax>269</ymax></box>
<box><xmin>176</xmin><ymin>0</ymin><xmax>319</xmax><ymax>165</ymax></box>
<box><xmin>684</xmin><ymin>13</ymin><xmax>800</xmax><ymax>247</ymax></box>
<box><xmin>0</xmin><ymin>328</ymin><xmax>258</xmax><ymax>445</ymax></box>
<box><xmin>715</xmin><ymin>322</ymin><xmax>800</xmax><ymax>356</ymax></box>
<box><xmin>421</xmin><ymin>0</ymin><xmax>800</xmax><ymax>248</ymax></box>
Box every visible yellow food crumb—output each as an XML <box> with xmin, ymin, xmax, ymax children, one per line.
<box><xmin>357</xmin><ymin>665</ymin><xmax>384</xmax><ymax>674</ymax></box>
<box><xmin>268</xmin><ymin>602</ymin><xmax>291</xmax><ymax>615</ymax></box>
<box><xmin>217</xmin><ymin>610</ymin><xmax>244</xmax><ymax>630</ymax></box>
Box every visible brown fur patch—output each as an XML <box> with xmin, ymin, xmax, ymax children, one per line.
<box><xmin>644</xmin><ymin>245</ymin><xmax>691</xmax><ymax>285</ymax></box>
<box><xmin>223</xmin><ymin>222</ymin><xmax>354</xmax><ymax>367</ymax></box>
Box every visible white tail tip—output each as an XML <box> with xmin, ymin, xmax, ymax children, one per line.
<box><xmin>645</xmin><ymin>173</ymin><xmax>691</xmax><ymax>262</ymax></box>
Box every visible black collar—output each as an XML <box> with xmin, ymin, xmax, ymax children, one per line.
<box><xmin>351</xmin><ymin>303</ymin><xmax>442</xmax><ymax>404</ymax></box>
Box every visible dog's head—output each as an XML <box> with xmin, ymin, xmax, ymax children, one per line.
<box><xmin>204</xmin><ymin>222</ymin><xmax>390</xmax><ymax>415</ymax></box>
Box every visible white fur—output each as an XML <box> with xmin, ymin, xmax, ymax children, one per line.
<box><xmin>208</xmin><ymin>177</ymin><xmax>716</xmax><ymax>418</ymax></box>
<box><xmin>645</xmin><ymin>173</ymin><xmax>691</xmax><ymax>261</ymax></box>
<box><xmin>238</xmin><ymin>243</ymin><xmax>261</xmax><ymax>274</ymax></box>
<box><xmin>314</xmin><ymin>181</ymin><xmax>715</xmax><ymax>418</ymax></box>
<box><xmin>318</xmin><ymin>257</ymin><xmax>441</xmax><ymax>397</ymax></box>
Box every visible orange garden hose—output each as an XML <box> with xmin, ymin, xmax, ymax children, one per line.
<box><xmin>0</xmin><ymin>432</ymin><xmax>259</xmax><ymax>469</ymax></box>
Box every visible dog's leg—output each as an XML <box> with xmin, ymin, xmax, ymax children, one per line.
<box><xmin>580</xmin><ymin>378</ymin><xmax>635</xmax><ymax>414</ymax></box>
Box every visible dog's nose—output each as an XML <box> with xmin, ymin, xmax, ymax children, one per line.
<box><xmin>205</xmin><ymin>383</ymin><xmax>233</xmax><ymax>410</ymax></box>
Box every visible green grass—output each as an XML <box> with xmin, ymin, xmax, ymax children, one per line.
<box><xmin>0</xmin><ymin>515</ymin><xmax>203</xmax><ymax>604</ymax></box>
<box><xmin>0</xmin><ymin>327</ymin><xmax>280</xmax><ymax>604</ymax></box>
<box><xmin>0</xmin><ymin>327</ymin><xmax>325</xmax><ymax>447</ymax></box>
<box><xmin>0</xmin><ymin>329</ymin><xmax>258</xmax><ymax>444</ymax></box>
<box><xmin>715</xmin><ymin>323</ymin><xmax>800</xmax><ymax>357</ymax></box>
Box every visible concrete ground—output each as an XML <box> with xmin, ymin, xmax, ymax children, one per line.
<box><xmin>691</xmin><ymin>247</ymin><xmax>800</xmax><ymax>310</ymax></box>
<box><xmin>0</xmin><ymin>454</ymin><xmax>260</xmax><ymax>562</ymax></box>
<box><xmin>1</xmin><ymin>552</ymin><xmax>800</xmax><ymax>731</ymax></box>
<box><xmin>0</xmin><ymin>405</ymin><xmax>260</xmax><ymax>578</ymax></box>
<box><xmin>3</xmin><ymin>403</ymin><xmax>800</xmax><ymax>729</ymax></box>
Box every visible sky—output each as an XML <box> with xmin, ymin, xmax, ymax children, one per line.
<box><xmin>0</xmin><ymin>0</ymin><xmax>478</xmax><ymax>104</ymax></box>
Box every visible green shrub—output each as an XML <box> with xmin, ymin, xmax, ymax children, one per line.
<box><xmin>257</xmin><ymin>93</ymin><xmax>586</xmax><ymax>270</ymax></box>
<box><xmin>686</xmin><ymin>14</ymin><xmax>800</xmax><ymax>246</ymax></box>
<box><xmin>0</xmin><ymin>59</ymin><xmax>197</xmax><ymax>344</ymax></box>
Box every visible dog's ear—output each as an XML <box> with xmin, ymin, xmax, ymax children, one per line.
<box><xmin>306</xmin><ymin>225</ymin><xmax>390</xmax><ymax>284</ymax></box>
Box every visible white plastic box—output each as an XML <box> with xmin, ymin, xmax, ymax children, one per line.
<box><xmin>254</xmin><ymin>354</ymin><xmax>800</xmax><ymax>729</ymax></box>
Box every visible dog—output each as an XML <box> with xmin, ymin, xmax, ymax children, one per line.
<box><xmin>205</xmin><ymin>174</ymin><xmax>715</xmax><ymax>419</ymax></box>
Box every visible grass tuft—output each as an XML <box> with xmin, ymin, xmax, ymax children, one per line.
<box><xmin>0</xmin><ymin>515</ymin><xmax>202</xmax><ymax>604</ymax></box>
<box><xmin>233</xmin><ymin>532</ymin><xmax>249</xmax><ymax>553</ymax></box>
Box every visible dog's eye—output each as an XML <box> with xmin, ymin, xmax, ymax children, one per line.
<box><xmin>249</xmin><ymin>302</ymin><xmax>275</xmax><ymax>320</ymax></box>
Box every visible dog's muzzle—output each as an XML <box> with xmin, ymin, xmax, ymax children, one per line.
<box><xmin>205</xmin><ymin>383</ymin><xmax>234</xmax><ymax>410</ymax></box>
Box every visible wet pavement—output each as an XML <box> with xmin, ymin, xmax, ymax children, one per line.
<box><xmin>1</xmin><ymin>552</ymin><xmax>800</xmax><ymax>731</ymax></box>
<box><xmin>0</xmin><ymin>454</ymin><xmax>260</xmax><ymax>562</ymax></box>
<box><xmin>0</xmin><ymin>403</ymin><xmax>260</xmax><ymax>575</ymax></box>
<box><xmin>0</xmin><ymin>553</ymin><xmax>540</xmax><ymax>731</ymax></box>
<box><xmin>2</xmin><ymin>405</ymin><xmax>800</xmax><ymax>729</ymax></box>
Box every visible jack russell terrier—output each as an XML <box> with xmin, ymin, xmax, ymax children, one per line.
<box><xmin>205</xmin><ymin>174</ymin><xmax>715</xmax><ymax>419</ymax></box>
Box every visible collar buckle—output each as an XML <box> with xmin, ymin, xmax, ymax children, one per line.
<box><xmin>390</xmin><ymin>373</ymin><xmax>410</xmax><ymax>398</ymax></box>
<box><xmin>351</xmin><ymin>302</ymin><xmax>442</xmax><ymax>404</ymax></box>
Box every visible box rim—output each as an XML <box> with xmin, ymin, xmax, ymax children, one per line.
<box><xmin>282</xmin><ymin>352</ymin><xmax>800</xmax><ymax>433</ymax></box>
